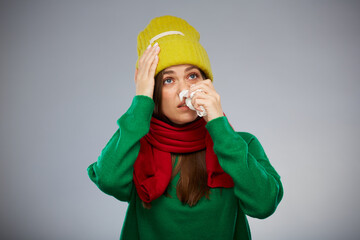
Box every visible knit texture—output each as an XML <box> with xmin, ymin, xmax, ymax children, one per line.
<box><xmin>133</xmin><ymin>116</ymin><xmax>234</xmax><ymax>203</ymax></box>
<box><xmin>87</xmin><ymin>95</ymin><xmax>283</xmax><ymax>240</ymax></box>
<box><xmin>136</xmin><ymin>15</ymin><xmax>213</xmax><ymax>81</ymax></box>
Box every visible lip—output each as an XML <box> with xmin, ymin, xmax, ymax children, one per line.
<box><xmin>178</xmin><ymin>105</ymin><xmax>190</xmax><ymax>110</ymax></box>
<box><xmin>177</xmin><ymin>100</ymin><xmax>186</xmax><ymax>108</ymax></box>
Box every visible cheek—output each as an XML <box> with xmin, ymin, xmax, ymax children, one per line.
<box><xmin>161</xmin><ymin>89</ymin><xmax>173</xmax><ymax>112</ymax></box>
<box><xmin>161</xmin><ymin>89</ymin><xmax>170</xmax><ymax>100</ymax></box>
<box><xmin>162</xmin><ymin>88</ymin><xmax>178</xmax><ymax>101</ymax></box>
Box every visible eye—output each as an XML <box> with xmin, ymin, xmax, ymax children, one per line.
<box><xmin>188</xmin><ymin>73</ymin><xmax>199</xmax><ymax>80</ymax></box>
<box><xmin>163</xmin><ymin>78</ymin><xmax>173</xmax><ymax>85</ymax></box>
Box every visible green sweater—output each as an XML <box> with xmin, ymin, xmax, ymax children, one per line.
<box><xmin>87</xmin><ymin>95</ymin><xmax>283</xmax><ymax>240</ymax></box>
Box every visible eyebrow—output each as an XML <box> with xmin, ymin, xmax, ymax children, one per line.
<box><xmin>162</xmin><ymin>66</ymin><xmax>199</xmax><ymax>76</ymax></box>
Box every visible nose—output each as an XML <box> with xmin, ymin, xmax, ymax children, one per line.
<box><xmin>177</xmin><ymin>79</ymin><xmax>191</xmax><ymax>96</ymax></box>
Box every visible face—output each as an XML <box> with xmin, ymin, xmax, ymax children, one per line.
<box><xmin>160</xmin><ymin>64</ymin><xmax>205</xmax><ymax>125</ymax></box>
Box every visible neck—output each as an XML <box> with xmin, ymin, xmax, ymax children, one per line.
<box><xmin>153</xmin><ymin>114</ymin><xmax>202</xmax><ymax>128</ymax></box>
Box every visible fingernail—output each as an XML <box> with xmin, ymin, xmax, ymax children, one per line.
<box><xmin>146</xmin><ymin>44</ymin><xmax>151</xmax><ymax>49</ymax></box>
<box><xmin>153</xmin><ymin>42</ymin><xmax>159</xmax><ymax>47</ymax></box>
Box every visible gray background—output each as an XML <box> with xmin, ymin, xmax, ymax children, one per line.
<box><xmin>1</xmin><ymin>0</ymin><xmax>359</xmax><ymax>239</ymax></box>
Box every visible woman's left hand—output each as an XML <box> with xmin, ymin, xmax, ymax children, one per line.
<box><xmin>189</xmin><ymin>79</ymin><xmax>224</xmax><ymax>122</ymax></box>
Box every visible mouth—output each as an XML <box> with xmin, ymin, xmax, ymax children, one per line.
<box><xmin>177</xmin><ymin>100</ymin><xmax>186</xmax><ymax>108</ymax></box>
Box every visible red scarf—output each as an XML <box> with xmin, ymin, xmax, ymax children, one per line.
<box><xmin>133</xmin><ymin>116</ymin><xmax>234</xmax><ymax>203</ymax></box>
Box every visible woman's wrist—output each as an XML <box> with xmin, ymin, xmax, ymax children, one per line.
<box><xmin>136</xmin><ymin>90</ymin><xmax>153</xmax><ymax>99</ymax></box>
<box><xmin>204</xmin><ymin>111</ymin><xmax>224</xmax><ymax>122</ymax></box>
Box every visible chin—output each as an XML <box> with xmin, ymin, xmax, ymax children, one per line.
<box><xmin>168</xmin><ymin>112</ymin><xmax>198</xmax><ymax>125</ymax></box>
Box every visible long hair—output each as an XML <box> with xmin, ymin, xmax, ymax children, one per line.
<box><xmin>141</xmin><ymin>66</ymin><xmax>212</xmax><ymax>209</ymax></box>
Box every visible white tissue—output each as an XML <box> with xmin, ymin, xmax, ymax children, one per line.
<box><xmin>178</xmin><ymin>89</ymin><xmax>207</xmax><ymax>117</ymax></box>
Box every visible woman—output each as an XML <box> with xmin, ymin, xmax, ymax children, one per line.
<box><xmin>87</xmin><ymin>15</ymin><xmax>283</xmax><ymax>240</ymax></box>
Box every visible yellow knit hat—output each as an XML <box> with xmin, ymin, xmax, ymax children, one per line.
<box><xmin>136</xmin><ymin>15</ymin><xmax>213</xmax><ymax>81</ymax></box>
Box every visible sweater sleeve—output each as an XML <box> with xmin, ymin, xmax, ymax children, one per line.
<box><xmin>87</xmin><ymin>95</ymin><xmax>154</xmax><ymax>202</ymax></box>
<box><xmin>205</xmin><ymin>116</ymin><xmax>284</xmax><ymax>219</ymax></box>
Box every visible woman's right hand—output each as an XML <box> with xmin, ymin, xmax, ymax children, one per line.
<box><xmin>134</xmin><ymin>42</ymin><xmax>160</xmax><ymax>99</ymax></box>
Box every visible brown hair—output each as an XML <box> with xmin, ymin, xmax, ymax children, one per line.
<box><xmin>142</xmin><ymin>65</ymin><xmax>213</xmax><ymax>209</ymax></box>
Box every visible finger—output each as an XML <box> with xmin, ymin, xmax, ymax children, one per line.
<box><xmin>145</xmin><ymin>47</ymin><xmax>160</xmax><ymax>78</ymax></box>
<box><xmin>142</xmin><ymin>45</ymin><xmax>160</xmax><ymax>75</ymax></box>
<box><xmin>190</xmin><ymin>85</ymin><xmax>215</xmax><ymax>98</ymax></box>
<box><xmin>190</xmin><ymin>79</ymin><xmax>214</xmax><ymax>91</ymax></box>
<box><xmin>192</xmin><ymin>97</ymin><xmax>209</xmax><ymax>112</ymax></box>
<box><xmin>192</xmin><ymin>91</ymin><xmax>215</xmax><ymax>104</ymax></box>
<box><xmin>193</xmin><ymin>90</ymin><xmax>218</xmax><ymax>103</ymax></box>
<box><xmin>143</xmin><ymin>43</ymin><xmax>160</xmax><ymax>66</ymax></box>
<box><xmin>138</xmin><ymin>47</ymin><xmax>151</xmax><ymax>65</ymax></box>
<box><xmin>191</xmin><ymin>90</ymin><xmax>207</xmax><ymax>100</ymax></box>
<box><xmin>149</xmin><ymin>55</ymin><xmax>159</xmax><ymax>76</ymax></box>
<box><xmin>139</xmin><ymin>43</ymin><xmax>157</xmax><ymax>66</ymax></box>
<box><xmin>190</xmin><ymin>81</ymin><xmax>220</xmax><ymax>101</ymax></box>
